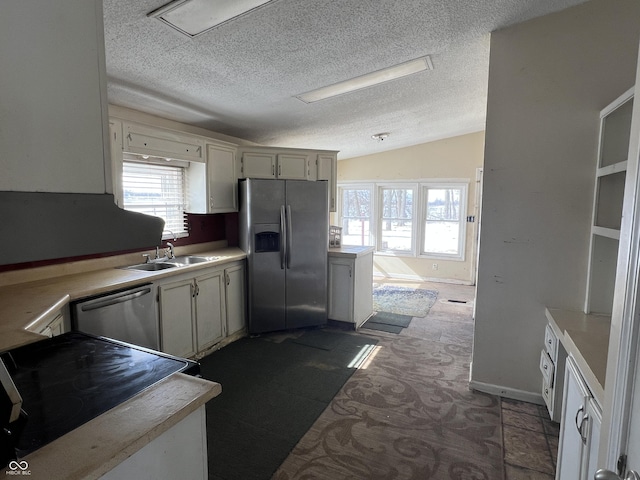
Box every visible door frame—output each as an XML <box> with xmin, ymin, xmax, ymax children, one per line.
<box><xmin>600</xmin><ymin>47</ymin><xmax>640</xmax><ymax>470</ymax></box>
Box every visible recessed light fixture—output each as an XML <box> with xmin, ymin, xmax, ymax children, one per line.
<box><xmin>295</xmin><ymin>56</ymin><xmax>433</xmax><ymax>104</ymax></box>
<box><xmin>148</xmin><ymin>0</ymin><xmax>274</xmax><ymax>38</ymax></box>
<box><xmin>371</xmin><ymin>133</ymin><xmax>389</xmax><ymax>142</ymax></box>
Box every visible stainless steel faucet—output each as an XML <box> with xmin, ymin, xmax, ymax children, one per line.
<box><xmin>166</xmin><ymin>242</ymin><xmax>175</xmax><ymax>259</ymax></box>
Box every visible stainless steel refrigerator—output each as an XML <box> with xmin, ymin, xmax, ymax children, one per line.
<box><xmin>239</xmin><ymin>178</ymin><xmax>328</xmax><ymax>334</ymax></box>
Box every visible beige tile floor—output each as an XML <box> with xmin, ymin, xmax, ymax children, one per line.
<box><xmin>372</xmin><ymin>278</ymin><xmax>560</xmax><ymax>479</ymax></box>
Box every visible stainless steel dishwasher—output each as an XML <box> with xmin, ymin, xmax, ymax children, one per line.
<box><xmin>71</xmin><ymin>284</ymin><xmax>160</xmax><ymax>350</ymax></box>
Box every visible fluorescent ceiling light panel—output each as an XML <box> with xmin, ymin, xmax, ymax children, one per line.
<box><xmin>148</xmin><ymin>0</ymin><xmax>273</xmax><ymax>37</ymax></box>
<box><xmin>296</xmin><ymin>56</ymin><xmax>434</xmax><ymax>103</ymax></box>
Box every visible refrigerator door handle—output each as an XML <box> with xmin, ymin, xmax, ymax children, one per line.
<box><xmin>286</xmin><ymin>205</ymin><xmax>293</xmax><ymax>269</ymax></box>
<box><xmin>280</xmin><ymin>205</ymin><xmax>286</xmax><ymax>269</ymax></box>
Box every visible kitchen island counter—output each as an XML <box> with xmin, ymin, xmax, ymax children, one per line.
<box><xmin>25</xmin><ymin>373</ymin><xmax>221</xmax><ymax>479</ymax></box>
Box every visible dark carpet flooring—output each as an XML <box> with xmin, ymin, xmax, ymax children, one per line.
<box><xmin>198</xmin><ymin>328</ymin><xmax>378</xmax><ymax>480</ymax></box>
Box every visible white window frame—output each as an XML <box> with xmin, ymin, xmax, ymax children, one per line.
<box><xmin>121</xmin><ymin>153</ymin><xmax>190</xmax><ymax>240</ymax></box>
<box><xmin>376</xmin><ymin>183</ymin><xmax>417</xmax><ymax>256</ymax></box>
<box><xmin>419</xmin><ymin>182</ymin><xmax>468</xmax><ymax>261</ymax></box>
<box><xmin>337</xmin><ymin>183</ymin><xmax>375</xmax><ymax>247</ymax></box>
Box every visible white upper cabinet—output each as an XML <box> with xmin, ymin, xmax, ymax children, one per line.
<box><xmin>277</xmin><ymin>153</ymin><xmax>312</xmax><ymax>180</ymax></box>
<box><xmin>240</xmin><ymin>152</ymin><xmax>277</xmax><ymax>179</ymax></box>
<box><xmin>317</xmin><ymin>153</ymin><xmax>337</xmax><ymax>212</ymax></box>
<box><xmin>238</xmin><ymin>147</ymin><xmax>338</xmax><ymax>211</ymax></box>
<box><xmin>239</xmin><ymin>149</ymin><xmax>312</xmax><ymax>180</ymax></box>
<box><xmin>207</xmin><ymin>142</ymin><xmax>238</xmax><ymax>213</ymax></box>
<box><xmin>123</xmin><ymin>122</ymin><xmax>205</xmax><ymax>161</ymax></box>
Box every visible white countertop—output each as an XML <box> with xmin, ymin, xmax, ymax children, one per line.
<box><xmin>328</xmin><ymin>245</ymin><xmax>375</xmax><ymax>258</ymax></box>
<box><xmin>545</xmin><ymin>308</ymin><xmax>610</xmax><ymax>405</ymax></box>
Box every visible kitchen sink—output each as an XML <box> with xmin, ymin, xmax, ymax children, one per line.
<box><xmin>120</xmin><ymin>255</ymin><xmax>218</xmax><ymax>272</ymax></box>
<box><xmin>122</xmin><ymin>262</ymin><xmax>179</xmax><ymax>271</ymax></box>
<box><xmin>170</xmin><ymin>255</ymin><xmax>218</xmax><ymax>265</ymax></box>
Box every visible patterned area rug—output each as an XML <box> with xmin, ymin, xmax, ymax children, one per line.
<box><xmin>273</xmin><ymin>335</ymin><xmax>504</xmax><ymax>480</ymax></box>
<box><xmin>373</xmin><ymin>285</ymin><xmax>438</xmax><ymax>317</ymax></box>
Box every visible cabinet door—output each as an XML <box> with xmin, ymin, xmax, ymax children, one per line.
<box><xmin>109</xmin><ymin>119</ymin><xmax>123</xmax><ymax>207</ymax></box>
<box><xmin>159</xmin><ymin>279</ymin><xmax>196</xmax><ymax>358</ymax></box>
<box><xmin>207</xmin><ymin>144</ymin><xmax>237</xmax><ymax>213</ymax></box>
<box><xmin>556</xmin><ymin>358</ymin><xmax>591</xmax><ymax>480</ymax></box>
<box><xmin>195</xmin><ymin>270</ymin><xmax>226</xmax><ymax>351</ymax></box>
<box><xmin>277</xmin><ymin>153</ymin><xmax>309</xmax><ymax>180</ymax></box>
<box><xmin>38</xmin><ymin>313</ymin><xmax>65</xmax><ymax>338</ymax></box>
<box><xmin>317</xmin><ymin>154</ymin><xmax>337</xmax><ymax>212</ymax></box>
<box><xmin>123</xmin><ymin>123</ymin><xmax>204</xmax><ymax>161</ymax></box>
<box><xmin>584</xmin><ymin>398</ymin><xmax>602</xmax><ymax>480</ymax></box>
<box><xmin>328</xmin><ymin>258</ymin><xmax>354</xmax><ymax>322</ymax></box>
<box><xmin>225</xmin><ymin>263</ymin><xmax>246</xmax><ymax>336</ymax></box>
<box><xmin>241</xmin><ymin>152</ymin><xmax>276</xmax><ymax>178</ymax></box>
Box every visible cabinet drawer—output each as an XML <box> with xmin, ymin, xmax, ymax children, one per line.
<box><xmin>544</xmin><ymin>324</ymin><xmax>558</xmax><ymax>360</ymax></box>
<box><xmin>539</xmin><ymin>349</ymin><xmax>555</xmax><ymax>387</ymax></box>
<box><xmin>541</xmin><ymin>379</ymin><xmax>553</xmax><ymax>411</ymax></box>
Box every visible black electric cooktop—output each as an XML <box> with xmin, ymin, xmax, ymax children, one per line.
<box><xmin>1</xmin><ymin>332</ymin><xmax>199</xmax><ymax>457</ymax></box>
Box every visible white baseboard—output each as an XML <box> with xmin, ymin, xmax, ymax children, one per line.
<box><xmin>373</xmin><ymin>272</ymin><xmax>474</xmax><ymax>286</ymax></box>
<box><xmin>468</xmin><ymin>379</ymin><xmax>544</xmax><ymax>405</ymax></box>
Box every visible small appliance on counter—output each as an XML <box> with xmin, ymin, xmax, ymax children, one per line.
<box><xmin>0</xmin><ymin>332</ymin><xmax>200</xmax><ymax>467</ymax></box>
<box><xmin>329</xmin><ymin>225</ymin><xmax>342</xmax><ymax>248</ymax></box>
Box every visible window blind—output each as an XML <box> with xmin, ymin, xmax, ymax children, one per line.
<box><xmin>122</xmin><ymin>161</ymin><xmax>187</xmax><ymax>235</ymax></box>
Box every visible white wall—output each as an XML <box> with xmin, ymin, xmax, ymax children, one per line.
<box><xmin>0</xmin><ymin>0</ymin><xmax>109</xmax><ymax>194</ymax></box>
<box><xmin>471</xmin><ymin>0</ymin><xmax>640</xmax><ymax>399</ymax></box>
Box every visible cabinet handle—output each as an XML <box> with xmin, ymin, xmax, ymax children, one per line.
<box><xmin>579</xmin><ymin>413</ymin><xmax>589</xmax><ymax>444</ymax></box>
<box><xmin>272</xmin><ymin>164</ymin><xmax>275</xmax><ymax>176</ymax></box>
<box><xmin>278</xmin><ymin>164</ymin><xmax>281</xmax><ymax>176</ymax></box>
<box><xmin>226</xmin><ymin>273</ymin><xmax>230</xmax><ymax>286</ymax></box>
<box><xmin>349</xmin><ymin>268</ymin><xmax>352</xmax><ymax>278</ymax></box>
<box><xmin>210</xmin><ymin>196</ymin><xmax>214</xmax><ymax>209</ymax></box>
<box><xmin>543</xmin><ymin>364</ymin><xmax>548</xmax><ymax>370</ymax></box>
<box><xmin>575</xmin><ymin>406</ymin><xmax>584</xmax><ymax>433</ymax></box>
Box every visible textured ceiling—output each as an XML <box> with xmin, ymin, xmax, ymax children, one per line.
<box><xmin>103</xmin><ymin>0</ymin><xmax>590</xmax><ymax>159</ymax></box>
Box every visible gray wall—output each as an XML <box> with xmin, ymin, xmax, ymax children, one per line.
<box><xmin>471</xmin><ymin>0</ymin><xmax>640</xmax><ymax>398</ymax></box>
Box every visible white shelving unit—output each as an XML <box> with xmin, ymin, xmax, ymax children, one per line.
<box><xmin>584</xmin><ymin>88</ymin><xmax>634</xmax><ymax>315</ymax></box>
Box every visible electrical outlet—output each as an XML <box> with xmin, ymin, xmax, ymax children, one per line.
<box><xmin>432</xmin><ymin>263</ymin><xmax>438</xmax><ymax>270</ymax></box>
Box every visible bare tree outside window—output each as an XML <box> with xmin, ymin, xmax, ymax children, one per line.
<box><xmin>380</xmin><ymin>188</ymin><xmax>413</xmax><ymax>252</ymax></box>
<box><xmin>341</xmin><ymin>188</ymin><xmax>372</xmax><ymax>246</ymax></box>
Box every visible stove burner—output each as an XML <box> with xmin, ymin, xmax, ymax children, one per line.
<box><xmin>2</xmin><ymin>332</ymin><xmax>198</xmax><ymax>457</ymax></box>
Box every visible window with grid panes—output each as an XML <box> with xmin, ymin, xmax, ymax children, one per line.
<box><xmin>378</xmin><ymin>186</ymin><xmax>415</xmax><ymax>254</ymax></box>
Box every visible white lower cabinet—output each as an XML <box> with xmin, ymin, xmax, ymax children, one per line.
<box><xmin>194</xmin><ymin>270</ymin><xmax>226</xmax><ymax>352</ymax></box>
<box><xmin>100</xmin><ymin>405</ymin><xmax>208</xmax><ymax>480</ymax></box>
<box><xmin>328</xmin><ymin>258</ymin><xmax>354</xmax><ymax>322</ymax></box>
<box><xmin>158</xmin><ymin>261</ymin><xmax>246</xmax><ymax>358</ymax></box>
<box><xmin>556</xmin><ymin>356</ymin><xmax>602</xmax><ymax>480</ymax></box>
<box><xmin>224</xmin><ymin>262</ymin><xmax>246</xmax><ymax>336</ymax></box>
<box><xmin>158</xmin><ymin>278</ymin><xmax>197</xmax><ymax>358</ymax></box>
<box><xmin>328</xmin><ymin>249</ymin><xmax>374</xmax><ymax>328</ymax></box>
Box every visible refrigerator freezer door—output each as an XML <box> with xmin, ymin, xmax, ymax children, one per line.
<box><xmin>285</xmin><ymin>180</ymin><xmax>328</xmax><ymax>329</ymax></box>
<box><xmin>242</xmin><ymin>179</ymin><xmax>287</xmax><ymax>334</ymax></box>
